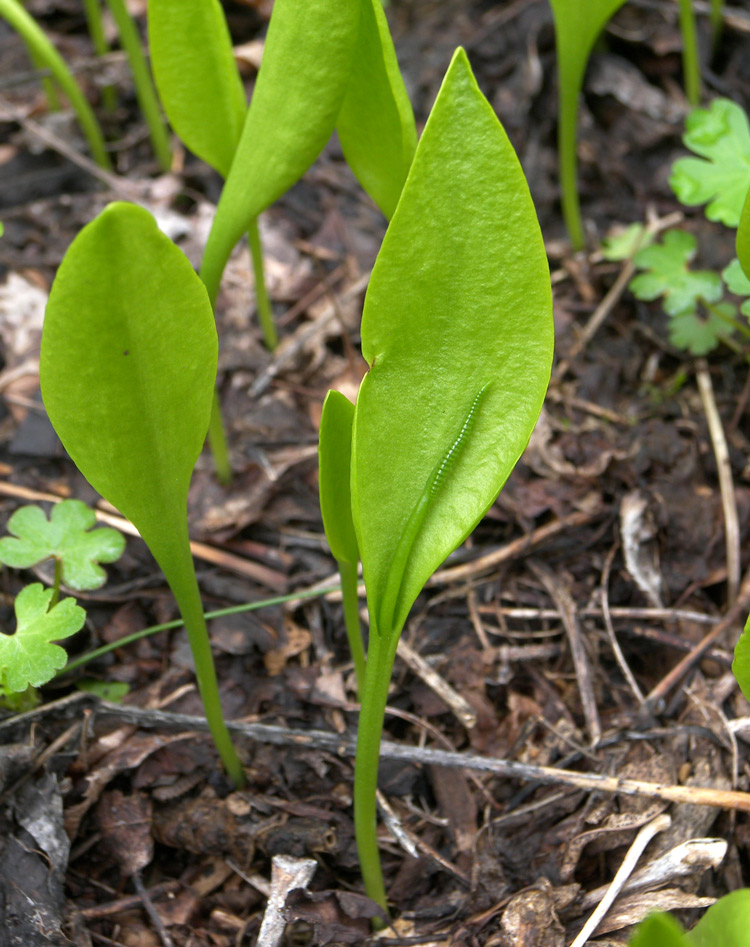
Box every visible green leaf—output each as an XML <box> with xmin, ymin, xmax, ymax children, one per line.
<box><xmin>76</xmin><ymin>678</ymin><xmax>130</xmax><ymax>702</ymax></box>
<box><xmin>630</xmin><ymin>230</ymin><xmax>722</xmax><ymax>316</ymax></box>
<box><xmin>732</xmin><ymin>614</ymin><xmax>750</xmax><ymax>704</ymax></box>
<box><xmin>722</xmin><ymin>258</ymin><xmax>750</xmax><ymax>317</ymax></box>
<box><xmin>200</xmin><ymin>0</ymin><xmax>361</xmax><ymax>301</ymax></box>
<box><xmin>336</xmin><ymin>0</ymin><xmax>416</xmax><ymax>219</ymax></box>
<box><xmin>0</xmin><ymin>500</ymin><xmax>125</xmax><ymax>591</ymax></box>
<box><xmin>687</xmin><ymin>890</ymin><xmax>750</xmax><ymax>946</ymax></box>
<box><xmin>737</xmin><ymin>186</ymin><xmax>750</xmax><ymax>280</ymax></box>
<box><xmin>548</xmin><ymin>0</ymin><xmax>628</xmax><ymax>81</ymax></box>
<box><xmin>149</xmin><ymin>0</ymin><xmax>246</xmax><ymax>178</ymax></box>
<box><xmin>0</xmin><ymin>584</ymin><xmax>85</xmax><ymax>691</ymax></box>
<box><xmin>629</xmin><ymin>912</ymin><xmax>690</xmax><ymax>947</ymax></box>
<box><xmin>319</xmin><ymin>390</ymin><xmax>359</xmax><ymax>566</ymax></box>
<box><xmin>351</xmin><ymin>49</ymin><xmax>553</xmax><ymax>639</ymax></box>
<box><xmin>40</xmin><ymin>202</ymin><xmax>216</xmax><ymax>578</ymax></box>
<box><xmin>669</xmin><ymin>98</ymin><xmax>750</xmax><ymax>226</ymax></box>
<box><xmin>600</xmin><ymin>223</ymin><xmax>654</xmax><ymax>261</ymax></box>
<box><xmin>668</xmin><ymin>301</ymin><xmax>733</xmax><ymax>355</ymax></box>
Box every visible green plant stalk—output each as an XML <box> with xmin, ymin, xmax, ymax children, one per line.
<box><xmin>103</xmin><ymin>0</ymin><xmax>172</xmax><ymax>171</ymax></box>
<box><xmin>677</xmin><ymin>0</ymin><xmax>701</xmax><ymax>106</ymax></box>
<box><xmin>26</xmin><ymin>41</ymin><xmax>61</xmax><ymax>111</ymax></box>
<box><xmin>247</xmin><ymin>218</ymin><xmax>278</xmax><ymax>350</ymax></box>
<box><xmin>60</xmin><ymin>583</ymin><xmax>341</xmax><ymax>676</ymax></box>
<box><xmin>50</xmin><ymin>558</ymin><xmax>62</xmax><ymax>608</ymax></box>
<box><xmin>82</xmin><ymin>0</ymin><xmax>117</xmax><ymax>111</ymax></box>
<box><xmin>558</xmin><ymin>64</ymin><xmax>586</xmax><ymax>251</ymax></box>
<box><xmin>338</xmin><ymin>559</ymin><xmax>365</xmax><ymax>697</ymax></box>
<box><xmin>710</xmin><ymin>0</ymin><xmax>723</xmax><ymax>51</ymax></box>
<box><xmin>0</xmin><ymin>0</ymin><xmax>111</xmax><ymax>168</ymax></box>
<box><xmin>165</xmin><ymin>535</ymin><xmax>245</xmax><ymax>787</ymax></box>
<box><xmin>208</xmin><ymin>393</ymin><xmax>232</xmax><ymax>485</ymax></box>
<box><xmin>354</xmin><ymin>625</ymin><xmax>399</xmax><ymax>917</ymax></box>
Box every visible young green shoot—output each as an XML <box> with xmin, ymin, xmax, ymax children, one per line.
<box><xmin>0</xmin><ymin>0</ymin><xmax>111</xmax><ymax>169</ymax></box>
<box><xmin>677</xmin><ymin>0</ymin><xmax>701</xmax><ymax>106</ymax></box>
<box><xmin>318</xmin><ymin>390</ymin><xmax>365</xmax><ymax>697</ymax></box>
<box><xmin>153</xmin><ymin>0</ymin><xmax>414</xmax><ymax>482</ymax></box>
<box><xmin>40</xmin><ymin>202</ymin><xmax>244</xmax><ymax>788</ymax></box>
<box><xmin>737</xmin><ymin>186</ymin><xmax>750</xmax><ymax>279</ymax></box>
<box><xmin>348</xmin><ymin>48</ymin><xmax>553</xmax><ymax>912</ymax></box>
<box><xmin>82</xmin><ymin>0</ymin><xmax>116</xmax><ymax>111</ymax></box>
<box><xmin>103</xmin><ymin>0</ymin><xmax>171</xmax><ymax>172</ymax></box>
<box><xmin>0</xmin><ymin>499</ymin><xmax>125</xmax><ymax>607</ymax></box>
<box><xmin>547</xmin><ymin>0</ymin><xmax>627</xmax><ymax>250</ymax></box>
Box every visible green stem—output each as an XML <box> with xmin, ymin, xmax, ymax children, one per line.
<box><xmin>558</xmin><ymin>60</ymin><xmax>585</xmax><ymax>251</ymax></box>
<box><xmin>103</xmin><ymin>0</ymin><xmax>172</xmax><ymax>172</ymax></box>
<box><xmin>338</xmin><ymin>559</ymin><xmax>365</xmax><ymax>698</ymax></box>
<box><xmin>208</xmin><ymin>390</ymin><xmax>232</xmax><ymax>485</ymax></box>
<box><xmin>166</xmin><ymin>539</ymin><xmax>245</xmax><ymax>788</ymax></box>
<box><xmin>354</xmin><ymin>627</ymin><xmax>398</xmax><ymax>917</ymax></box>
<box><xmin>60</xmin><ymin>583</ymin><xmax>341</xmax><ymax>676</ymax></box>
<box><xmin>677</xmin><ymin>0</ymin><xmax>701</xmax><ymax>106</ymax></box>
<box><xmin>82</xmin><ymin>0</ymin><xmax>117</xmax><ymax>112</ymax></box>
<box><xmin>50</xmin><ymin>557</ymin><xmax>62</xmax><ymax>608</ymax></box>
<box><xmin>710</xmin><ymin>0</ymin><xmax>723</xmax><ymax>50</ymax></box>
<box><xmin>26</xmin><ymin>41</ymin><xmax>61</xmax><ymax>111</ymax></box>
<box><xmin>0</xmin><ymin>0</ymin><xmax>111</xmax><ymax>169</ymax></box>
<box><xmin>247</xmin><ymin>218</ymin><xmax>278</xmax><ymax>350</ymax></box>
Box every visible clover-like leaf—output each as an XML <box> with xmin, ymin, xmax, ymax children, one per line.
<box><xmin>668</xmin><ymin>301</ymin><xmax>733</xmax><ymax>355</ymax></box>
<box><xmin>630</xmin><ymin>230</ymin><xmax>722</xmax><ymax>316</ymax></box>
<box><xmin>0</xmin><ymin>584</ymin><xmax>85</xmax><ymax>691</ymax></box>
<box><xmin>669</xmin><ymin>98</ymin><xmax>750</xmax><ymax>226</ymax></box>
<box><xmin>600</xmin><ymin>222</ymin><xmax>654</xmax><ymax>261</ymax></box>
<box><xmin>722</xmin><ymin>258</ymin><xmax>750</xmax><ymax>317</ymax></box>
<box><xmin>0</xmin><ymin>500</ymin><xmax>125</xmax><ymax>591</ymax></box>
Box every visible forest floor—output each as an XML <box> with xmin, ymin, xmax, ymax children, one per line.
<box><xmin>1</xmin><ymin>0</ymin><xmax>750</xmax><ymax>945</ymax></box>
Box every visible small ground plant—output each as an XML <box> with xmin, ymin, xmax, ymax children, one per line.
<box><xmin>0</xmin><ymin>499</ymin><xmax>124</xmax><ymax>710</ymax></box>
<box><xmin>630</xmin><ymin>889</ymin><xmax>750</xmax><ymax>945</ymax></box>
<box><xmin>604</xmin><ymin>98</ymin><xmax>750</xmax><ymax>356</ymax></box>
<box><xmin>40</xmin><ymin>203</ymin><xmax>245</xmax><ymax>787</ymax></box>
<box><xmin>320</xmin><ymin>47</ymin><xmax>554</xmax><ymax>912</ymax></box>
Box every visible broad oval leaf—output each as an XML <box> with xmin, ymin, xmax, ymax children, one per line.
<box><xmin>40</xmin><ymin>202</ymin><xmax>217</xmax><ymax>571</ymax></box>
<box><xmin>149</xmin><ymin>0</ymin><xmax>246</xmax><ymax>178</ymax></box>
<box><xmin>201</xmin><ymin>0</ymin><xmax>361</xmax><ymax>301</ymax></box>
<box><xmin>319</xmin><ymin>390</ymin><xmax>358</xmax><ymax>566</ymax></box>
<box><xmin>687</xmin><ymin>890</ymin><xmax>750</xmax><ymax>946</ymax></box>
<box><xmin>737</xmin><ymin>186</ymin><xmax>750</xmax><ymax>280</ymax></box>
<box><xmin>336</xmin><ymin>0</ymin><xmax>416</xmax><ymax>219</ymax></box>
<box><xmin>629</xmin><ymin>912</ymin><xmax>690</xmax><ymax>947</ymax></box>
<box><xmin>351</xmin><ymin>49</ymin><xmax>553</xmax><ymax>638</ymax></box>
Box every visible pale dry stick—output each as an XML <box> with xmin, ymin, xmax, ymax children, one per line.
<box><xmin>396</xmin><ymin>637</ymin><xmax>477</xmax><ymax>730</ymax></box>
<box><xmin>600</xmin><ymin>543</ymin><xmax>646</xmax><ymax>705</ymax></box>
<box><xmin>646</xmin><ymin>565</ymin><xmax>750</xmax><ymax>709</ymax></box>
<box><xmin>132</xmin><ymin>873</ymin><xmax>174</xmax><ymax>947</ymax></box>
<box><xmin>480</xmin><ymin>604</ymin><xmax>721</xmax><ymax>626</ymax></box>
<box><xmin>554</xmin><ymin>210</ymin><xmax>684</xmax><ymax>382</ymax></box>
<box><xmin>250</xmin><ymin>272</ymin><xmax>371</xmax><ymax>398</ymax></box>
<box><xmin>376</xmin><ymin>789</ymin><xmax>419</xmax><ymax>858</ymax></box>
<box><xmin>531</xmin><ymin>559</ymin><xmax>601</xmax><ymax>746</ymax></box>
<box><xmin>569</xmin><ymin>813</ymin><xmax>671</xmax><ymax>947</ymax></box>
<box><xmin>256</xmin><ymin>855</ymin><xmax>318</xmax><ymax>947</ymax></box>
<box><xmin>696</xmin><ymin>359</ymin><xmax>740</xmax><ymax>605</ymax></box>
<box><xmin>84</xmin><ymin>701</ymin><xmax>750</xmax><ymax>812</ymax></box>
<box><xmin>580</xmin><ymin>837</ymin><xmax>727</xmax><ymax>909</ymax></box>
<box><xmin>0</xmin><ymin>480</ymin><xmax>287</xmax><ymax>590</ymax></box>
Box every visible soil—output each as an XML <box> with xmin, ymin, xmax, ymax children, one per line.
<box><xmin>1</xmin><ymin>1</ymin><xmax>750</xmax><ymax>945</ymax></box>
